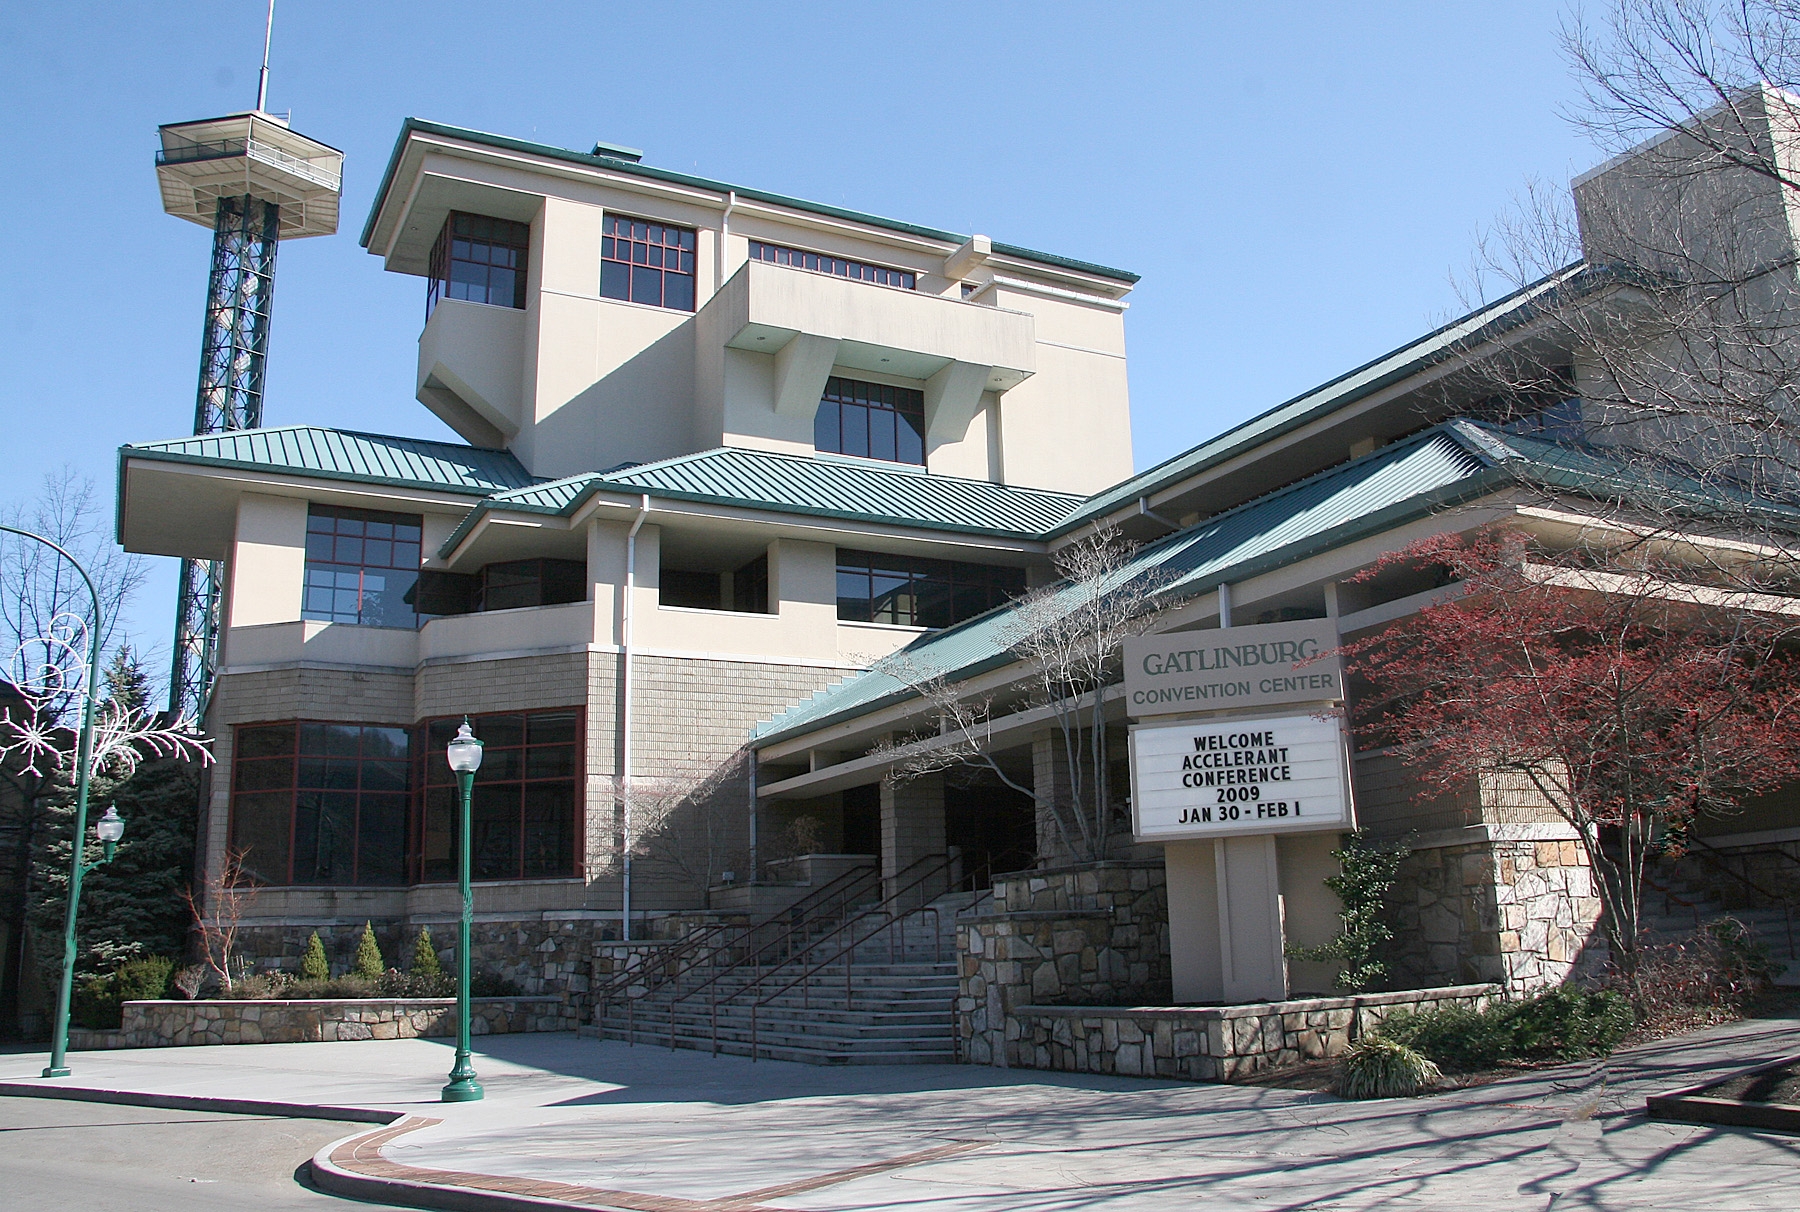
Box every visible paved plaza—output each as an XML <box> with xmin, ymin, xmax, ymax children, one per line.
<box><xmin>2</xmin><ymin>1015</ymin><xmax>1797</xmax><ymax>1211</ymax></box>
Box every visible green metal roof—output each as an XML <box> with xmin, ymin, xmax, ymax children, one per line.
<box><xmin>751</xmin><ymin>421</ymin><xmax>1547</xmax><ymax>745</ymax></box>
<box><xmin>438</xmin><ymin>447</ymin><xmax>1085</xmax><ymax>557</ymax></box>
<box><xmin>121</xmin><ymin>426</ymin><xmax>536</xmax><ymax>496</ymax></box>
<box><xmin>1050</xmin><ymin>264</ymin><xmax>1596</xmax><ymax>537</ymax></box>
<box><xmin>362</xmin><ymin>118</ymin><xmax>1140</xmax><ymax>285</ymax></box>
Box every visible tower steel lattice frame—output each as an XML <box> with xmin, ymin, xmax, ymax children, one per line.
<box><xmin>168</xmin><ymin>194</ymin><xmax>282</xmax><ymax>720</ymax></box>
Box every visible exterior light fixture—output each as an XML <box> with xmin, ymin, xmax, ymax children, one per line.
<box><xmin>442</xmin><ymin>718</ymin><xmax>484</xmax><ymax>1103</ymax></box>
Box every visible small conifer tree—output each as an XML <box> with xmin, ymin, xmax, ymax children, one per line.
<box><xmin>299</xmin><ymin>931</ymin><xmax>330</xmax><ymax>981</ymax></box>
<box><xmin>352</xmin><ymin>921</ymin><xmax>385</xmax><ymax>980</ymax></box>
<box><xmin>411</xmin><ymin>927</ymin><xmax>442</xmax><ymax>976</ymax></box>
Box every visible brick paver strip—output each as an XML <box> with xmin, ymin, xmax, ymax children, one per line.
<box><xmin>328</xmin><ymin>1114</ymin><xmax>989</xmax><ymax>1212</ymax></box>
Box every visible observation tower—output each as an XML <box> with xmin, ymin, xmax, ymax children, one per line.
<box><xmin>154</xmin><ymin>25</ymin><xmax>342</xmax><ymax>720</ymax></box>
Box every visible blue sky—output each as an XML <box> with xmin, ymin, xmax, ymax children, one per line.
<box><xmin>0</xmin><ymin>1</ymin><xmax>1594</xmax><ymax>681</ymax></box>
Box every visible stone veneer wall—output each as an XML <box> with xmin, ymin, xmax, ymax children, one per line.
<box><xmin>1006</xmin><ymin>985</ymin><xmax>1497</xmax><ymax>1081</ymax></box>
<box><xmin>232</xmin><ymin>916</ymin><xmax>599</xmax><ymax>1017</ymax></box>
<box><xmin>958</xmin><ymin>861</ymin><xmax>1169</xmax><ymax>1067</ymax></box>
<box><xmin>70</xmin><ymin>996</ymin><xmax>565</xmax><ymax>1050</ymax></box>
<box><xmin>1385</xmin><ymin>828</ymin><xmax>1605</xmax><ymax>995</ymax></box>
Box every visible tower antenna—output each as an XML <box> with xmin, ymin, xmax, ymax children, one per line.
<box><xmin>256</xmin><ymin>0</ymin><xmax>276</xmax><ymax>113</ymax></box>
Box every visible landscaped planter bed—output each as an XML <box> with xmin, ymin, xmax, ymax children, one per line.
<box><xmin>67</xmin><ymin>996</ymin><xmax>568</xmax><ymax>1050</ymax></box>
<box><xmin>1648</xmin><ymin>1053</ymin><xmax>1800</xmax><ymax>1134</ymax></box>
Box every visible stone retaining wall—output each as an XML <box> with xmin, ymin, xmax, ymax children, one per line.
<box><xmin>1004</xmin><ymin>984</ymin><xmax>1497</xmax><ymax>1081</ymax></box>
<box><xmin>68</xmin><ymin>996</ymin><xmax>564</xmax><ymax>1050</ymax></box>
<box><xmin>958</xmin><ymin>861</ymin><xmax>1169</xmax><ymax>1066</ymax></box>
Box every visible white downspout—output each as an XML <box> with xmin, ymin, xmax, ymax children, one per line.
<box><xmin>620</xmin><ymin>495</ymin><xmax>650</xmax><ymax>941</ymax></box>
<box><xmin>716</xmin><ymin>190</ymin><xmax>736</xmax><ymax>291</ymax></box>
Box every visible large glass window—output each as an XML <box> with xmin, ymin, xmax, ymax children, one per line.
<box><xmin>601</xmin><ymin>215</ymin><xmax>696</xmax><ymax>311</ymax></box>
<box><xmin>427</xmin><ymin>212</ymin><xmax>530</xmax><ymax>316</ymax></box>
<box><xmin>814</xmin><ymin>376</ymin><xmax>925</xmax><ymax>465</ymax></box>
<box><xmin>836</xmin><ymin>550</ymin><xmax>1026</xmax><ymax>628</ymax></box>
<box><xmin>417</xmin><ymin>710</ymin><xmax>581</xmax><ymax>882</ymax></box>
<box><xmin>747</xmin><ymin>240</ymin><xmax>915</xmax><ymax>289</ymax></box>
<box><xmin>303</xmin><ymin>506</ymin><xmax>423</xmax><ymax>629</ymax></box>
<box><xmin>229</xmin><ymin>722</ymin><xmax>411</xmax><ymax>886</ymax></box>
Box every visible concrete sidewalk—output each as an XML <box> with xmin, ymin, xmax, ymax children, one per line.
<box><xmin>3</xmin><ymin>1015</ymin><xmax>1799</xmax><ymax>1211</ymax></box>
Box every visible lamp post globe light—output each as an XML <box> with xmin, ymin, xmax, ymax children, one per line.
<box><xmin>443</xmin><ymin>718</ymin><xmax>484</xmax><ymax>1102</ymax></box>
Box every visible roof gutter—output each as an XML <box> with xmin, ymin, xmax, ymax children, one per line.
<box><xmin>619</xmin><ymin>494</ymin><xmax>651</xmax><ymax>942</ymax></box>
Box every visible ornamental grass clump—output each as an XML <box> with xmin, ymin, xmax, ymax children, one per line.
<box><xmin>1335</xmin><ymin>1036</ymin><xmax>1442</xmax><ymax>1099</ymax></box>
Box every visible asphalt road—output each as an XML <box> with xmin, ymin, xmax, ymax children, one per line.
<box><xmin>0</xmin><ymin>1095</ymin><xmax>363</xmax><ymax>1210</ymax></box>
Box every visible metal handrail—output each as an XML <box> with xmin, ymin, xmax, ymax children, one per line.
<box><xmin>742</xmin><ymin>853</ymin><xmax>958</xmax><ymax>1061</ymax></box>
<box><xmin>658</xmin><ymin>863</ymin><xmax>890</xmax><ymax>1044</ymax></box>
<box><xmin>594</xmin><ymin>859</ymin><xmax>880</xmax><ymax>1041</ymax></box>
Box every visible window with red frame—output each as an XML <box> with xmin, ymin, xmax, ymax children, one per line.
<box><xmin>416</xmin><ymin>710</ymin><xmax>581</xmax><ymax>882</ymax></box>
<box><xmin>229</xmin><ymin>722</ymin><xmax>411</xmax><ymax>886</ymax></box>
<box><xmin>600</xmin><ymin>215</ymin><xmax>696</xmax><ymax>310</ymax></box>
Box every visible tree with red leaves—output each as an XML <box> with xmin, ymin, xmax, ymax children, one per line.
<box><xmin>1346</xmin><ymin>529</ymin><xmax>1800</xmax><ymax>998</ymax></box>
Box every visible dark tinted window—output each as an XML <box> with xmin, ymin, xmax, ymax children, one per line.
<box><xmin>815</xmin><ymin>377</ymin><xmax>925</xmax><ymax>465</ymax></box>
<box><xmin>417</xmin><ymin>709</ymin><xmax>582</xmax><ymax>882</ymax></box>
<box><xmin>302</xmin><ymin>506</ymin><xmax>423</xmax><ymax>629</ymax></box>
<box><xmin>229</xmin><ymin>721</ymin><xmax>412</xmax><ymax>886</ymax></box>
<box><xmin>835</xmin><ymin>549</ymin><xmax>1025</xmax><ymax>628</ymax></box>
<box><xmin>428</xmin><ymin>212</ymin><xmax>530</xmax><ymax>316</ymax></box>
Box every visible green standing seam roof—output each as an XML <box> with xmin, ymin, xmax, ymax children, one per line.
<box><xmin>120</xmin><ymin>426</ymin><xmax>537</xmax><ymax>495</ymax></box>
<box><xmin>1050</xmin><ymin>264</ymin><xmax>1597</xmax><ymax>537</ymax></box>
<box><xmin>751</xmin><ymin>421</ymin><xmax>1559</xmax><ymax>746</ymax></box>
<box><xmin>437</xmin><ymin>447</ymin><xmax>1086</xmax><ymax>557</ymax></box>
<box><xmin>362</xmin><ymin>119</ymin><xmax>1140</xmax><ymax>285</ymax></box>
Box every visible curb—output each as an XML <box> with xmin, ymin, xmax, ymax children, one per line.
<box><xmin>311</xmin><ymin>1124</ymin><xmax>599</xmax><ymax>1212</ymax></box>
<box><xmin>0</xmin><ymin>1079</ymin><xmax>396</xmax><ymax>1124</ymax></box>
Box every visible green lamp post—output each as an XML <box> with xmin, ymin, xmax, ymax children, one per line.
<box><xmin>442</xmin><ymin>718</ymin><xmax>484</xmax><ymax>1102</ymax></box>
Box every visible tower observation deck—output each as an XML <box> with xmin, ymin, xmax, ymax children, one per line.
<box><xmin>156</xmin><ymin>111</ymin><xmax>342</xmax><ymax>720</ymax></box>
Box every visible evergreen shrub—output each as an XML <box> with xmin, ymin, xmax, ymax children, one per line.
<box><xmin>299</xmin><ymin>931</ymin><xmax>330</xmax><ymax>981</ymax></box>
<box><xmin>352</xmin><ymin>922</ymin><xmax>384</xmax><ymax>980</ymax></box>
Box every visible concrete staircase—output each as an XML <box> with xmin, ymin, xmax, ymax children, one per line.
<box><xmin>1642</xmin><ymin>863</ymin><xmax>1800</xmax><ymax>986</ymax></box>
<box><xmin>590</xmin><ymin>865</ymin><xmax>980</xmax><ymax>1065</ymax></box>
<box><xmin>595</xmin><ymin>901</ymin><xmax>965</xmax><ymax>1064</ymax></box>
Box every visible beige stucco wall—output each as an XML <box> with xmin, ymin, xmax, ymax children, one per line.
<box><xmin>228</xmin><ymin>493</ymin><xmax>308</xmax><ymax>628</ymax></box>
<box><xmin>401</xmin><ymin>151</ymin><xmax>1133</xmax><ymax>492</ymax></box>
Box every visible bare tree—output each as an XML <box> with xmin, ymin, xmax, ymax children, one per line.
<box><xmin>630</xmin><ymin>752</ymin><xmax>751</xmax><ymax>908</ymax></box>
<box><xmin>182</xmin><ymin>848</ymin><xmax>251</xmax><ymax>992</ymax></box>
<box><xmin>1</xmin><ymin>471</ymin><xmax>151</xmax><ymax>1031</ymax></box>
<box><xmin>1452</xmin><ymin>2</ymin><xmax>1800</xmax><ymax>586</ymax></box>
<box><xmin>875</xmin><ymin>528</ymin><xmax>1173</xmax><ymax>863</ymax></box>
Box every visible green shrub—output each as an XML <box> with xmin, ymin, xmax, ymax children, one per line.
<box><xmin>379</xmin><ymin>967</ymin><xmax>453</xmax><ymax>998</ymax></box>
<box><xmin>352</xmin><ymin>922</ymin><xmax>384</xmax><ymax>981</ymax></box>
<box><xmin>471</xmin><ymin>970</ymin><xmax>523</xmax><ymax>998</ymax></box>
<box><xmin>299</xmin><ymin>931</ymin><xmax>330</xmax><ymax>981</ymax></box>
<box><xmin>411</xmin><ymin>928</ymin><xmax>442</xmax><ymax>976</ymax></box>
<box><xmin>1380</xmin><ymin>1003</ymin><xmax>1515</xmax><ymax>1072</ymax></box>
<box><xmin>1379</xmin><ymin>987</ymin><xmax>1634</xmax><ymax>1072</ymax></box>
<box><xmin>1336</xmin><ymin>1036</ymin><xmax>1441</xmax><ymax>1099</ymax></box>
<box><xmin>1504</xmin><ymin>986</ymin><xmax>1633</xmax><ymax>1061</ymax></box>
<box><xmin>70</xmin><ymin>955</ymin><xmax>177</xmax><ymax>1029</ymax></box>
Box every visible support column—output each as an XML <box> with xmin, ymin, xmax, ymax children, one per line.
<box><xmin>1166</xmin><ymin>835</ymin><xmax>1289</xmax><ymax>1003</ymax></box>
<box><xmin>880</xmin><ymin>773</ymin><xmax>945</xmax><ymax>900</ymax></box>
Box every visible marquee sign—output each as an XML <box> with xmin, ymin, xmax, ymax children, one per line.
<box><xmin>1123</xmin><ymin>619</ymin><xmax>1344</xmax><ymax>718</ymax></box>
<box><xmin>1129</xmin><ymin>711</ymin><xmax>1354</xmax><ymax>841</ymax></box>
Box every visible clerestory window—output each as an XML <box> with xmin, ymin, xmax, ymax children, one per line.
<box><xmin>748</xmin><ymin>240</ymin><xmax>915</xmax><ymax>289</ymax></box>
